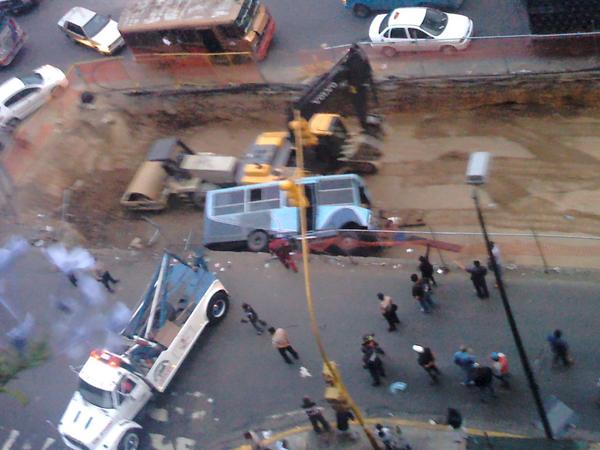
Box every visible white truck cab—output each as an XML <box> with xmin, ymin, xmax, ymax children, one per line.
<box><xmin>58</xmin><ymin>252</ymin><xmax>229</xmax><ymax>450</ymax></box>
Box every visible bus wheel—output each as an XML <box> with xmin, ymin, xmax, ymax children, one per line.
<box><xmin>247</xmin><ymin>230</ymin><xmax>269</xmax><ymax>252</ymax></box>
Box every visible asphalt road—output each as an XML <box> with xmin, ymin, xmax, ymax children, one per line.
<box><xmin>0</xmin><ymin>0</ymin><xmax>530</xmax><ymax>83</ymax></box>
<box><xmin>1</xmin><ymin>249</ymin><xmax>598</xmax><ymax>449</ymax></box>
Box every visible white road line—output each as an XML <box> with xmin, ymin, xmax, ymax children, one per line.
<box><xmin>175</xmin><ymin>438</ymin><xmax>195</xmax><ymax>450</ymax></box>
<box><xmin>20</xmin><ymin>442</ymin><xmax>32</xmax><ymax>450</ymax></box>
<box><xmin>40</xmin><ymin>438</ymin><xmax>56</xmax><ymax>450</ymax></box>
<box><xmin>1</xmin><ymin>430</ymin><xmax>19</xmax><ymax>450</ymax></box>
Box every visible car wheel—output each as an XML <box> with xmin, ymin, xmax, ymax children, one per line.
<box><xmin>118</xmin><ymin>430</ymin><xmax>142</xmax><ymax>450</ymax></box>
<box><xmin>247</xmin><ymin>230</ymin><xmax>269</xmax><ymax>252</ymax></box>
<box><xmin>6</xmin><ymin>118</ymin><xmax>21</xmax><ymax>131</ymax></box>
<box><xmin>382</xmin><ymin>46</ymin><xmax>397</xmax><ymax>57</ymax></box>
<box><xmin>352</xmin><ymin>4</ymin><xmax>371</xmax><ymax>18</ymax></box>
<box><xmin>207</xmin><ymin>291</ymin><xmax>229</xmax><ymax>324</ymax></box>
<box><xmin>441</xmin><ymin>45</ymin><xmax>458</xmax><ymax>55</ymax></box>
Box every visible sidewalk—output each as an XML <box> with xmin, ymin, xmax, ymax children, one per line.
<box><xmin>234</xmin><ymin>417</ymin><xmax>525</xmax><ymax>450</ymax></box>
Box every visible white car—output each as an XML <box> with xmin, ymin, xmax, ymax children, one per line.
<box><xmin>58</xmin><ymin>6</ymin><xmax>124</xmax><ymax>55</ymax></box>
<box><xmin>0</xmin><ymin>65</ymin><xmax>67</xmax><ymax>129</ymax></box>
<box><xmin>369</xmin><ymin>7</ymin><xmax>473</xmax><ymax>56</ymax></box>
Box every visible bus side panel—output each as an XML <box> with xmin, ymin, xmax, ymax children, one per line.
<box><xmin>203</xmin><ymin>216</ymin><xmax>248</xmax><ymax>248</ymax></box>
<box><xmin>316</xmin><ymin>206</ymin><xmax>370</xmax><ymax>230</ymax></box>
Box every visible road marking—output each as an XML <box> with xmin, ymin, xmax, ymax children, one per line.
<box><xmin>40</xmin><ymin>438</ymin><xmax>55</xmax><ymax>450</ymax></box>
<box><xmin>190</xmin><ymin>410</ymin><xmax>206</xmax><ymax>420</ymax></box>
<box><xmin>148</xmin><ymin>407</ymin><xmax>169</xmax><ymax>422</ymax></box>
<box><xmin>174</xmin><ymin>407</ymin><xmax>184</xmax><ymax>415</ymax></box>
<box><xmin>175</xmin><ymin>438</ymin><xmax>195</xmax><ymax>450</ymax></box>
<box><xmin>20</xmin><ymin>443</ymin><xmax>32</xmax><ymax>450</ymax></box>
<box><xmin>1</xmin><ymin>430</ymin><xmax>19</xmax><ymax>450</ymax></box>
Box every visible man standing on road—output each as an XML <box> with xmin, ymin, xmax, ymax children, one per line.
<box><xmin>377</xmin><ymin>292</ymin><xmax>400</xmax><ymax>331</ymax></box>
<box><xmin>490</xmin><ymin>352</ymin><xmax>510</xmax><ymax>388</ymax></box>
<box><xmin>547</xmin><ymin>329</ymin><xmax>573</xmax><ymax>368</ymax></box>
<box><xmin>268</xmin><ymin>326</ymin><xmax>299</xmax><ymax>364</ymax></box>
<box><xmin>411</xmin><ymin>274</ymin><xmax>433</xmax><ymax>313</ymax></box>
<box><xmin>413</xmin><ymin>345</ymin><xmax>442</xmax><ymax>384</ymax></box>
<box><xmin>362</xmin><ymin>334</ymin><xmax>386</xmax><ymax>386</ymax></box>
<box><xmin>457</xmin><ymin>260</ymin><xmax>489</xmax><ymax>299</ymax></box>
<box><xmin>419</xmin><ymin>245</ymin><xmax>437</xmax><ymax>288</ymax></box>
<box><xmin>471</xmin><ymin>364</ymin><xmax>497</xmax><ymax>403</ymax></box>
<box><xmin>301</xmin><ymin>397</ymin><xmax>331</xmax><ymax>433</ymax></box>
<box><xmin>241</xmin><ymin>303</ymin><xmax>267</xmax><ymax>335</ymax></box>
<box><xmin>453</xmin><ymin>345</ymin><xmax>476</xmax><ymax>385</ymax></box>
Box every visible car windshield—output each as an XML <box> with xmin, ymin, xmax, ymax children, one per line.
<box><xmin>420</xmin><ymin>8</ymin><xmax>448</xmax><ymax>36</ymax></box>
<box><xmin>82</xmin><ymin>13</ymin><xmax>110</xmax><ymax>38</ymax></box>
<box><xmin>379</xmin><ymin>13</ymin><xmax>391</xmax><ymax>35</ymax></box>
<box><xmin>17</xmin><ymin>73</ymin><xmax>42</xmax><ymax>86</ymax></box>
<box><xmin>235</xmin><ymin>0</ymin><xmax>258</xmax><ymax>35</ymax></box>
<box><xmin>78</xmin><ymin>379</ymin><xmax>114</xmax><ymax>409</ymax></box>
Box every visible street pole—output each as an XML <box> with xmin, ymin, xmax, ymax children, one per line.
<box><xmin>292</xmin><ymin>110</ymin><xmax>380</xmax><ymax>449</ymax></box>
<box><xmin>472</xmin><ymin>188</ymin><xmax>554</xmax><ymax>440</ymax></box>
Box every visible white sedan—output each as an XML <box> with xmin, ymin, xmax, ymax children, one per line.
<box><xmin>369</xmin><ymin>7</ymin><xmax>473</xmax><ymax>56</ymax></box>
<box><xmin>58</xmin><ymin>7</ymin><xmax>124</xmax><ymax>56</ymax></box>
<box><xmin>0</xmin><ymin>65</ymin><xmax>68</xmax><ymax>129</ymax></box>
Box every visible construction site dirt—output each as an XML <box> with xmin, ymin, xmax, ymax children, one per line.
<box><xmin>5</xmin><ymin>88</ymin><xmax>600</xmax><ymax>267</ymax></box>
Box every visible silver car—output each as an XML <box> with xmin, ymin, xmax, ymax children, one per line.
<box><xmin>57</xmin><ymin>6</ymin><xmax>124</xmax><ymax>56</ymax></box>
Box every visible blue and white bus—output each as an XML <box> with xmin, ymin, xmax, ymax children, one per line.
<box><xmin>203</xmin><ymin>174</ymin><xmax>375</xmax><ymax>251</ymax></box>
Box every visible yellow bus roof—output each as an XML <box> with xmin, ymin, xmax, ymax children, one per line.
<box><xmin>119</xmin><ymin>0</ymin><xmax>244</xmax><ymax>33</ymax></box>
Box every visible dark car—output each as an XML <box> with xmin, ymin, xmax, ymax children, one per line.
<box><xmin>343</xmin><ymin>0</ymin><xmax>463</xmax><ymax>18</ymax></box>
<box><xmin>0</xmin><ymin>0</ymin><xmax>39</xmax><ymax>15</ymax></box>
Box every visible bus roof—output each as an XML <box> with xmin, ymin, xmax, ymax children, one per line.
<box><xmin>119</xmin><ymin>0</ymin><xmax>244</xmax><ymax>33</ymax></box>
<box><xmin>207</xmin><ymin>174</ymin><xmax>365</xmax><ymax>195</ymax></box>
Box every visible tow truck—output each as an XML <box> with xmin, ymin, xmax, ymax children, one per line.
<box><xmin>58</xmin><ymin>252</ymin><xmax>230</xmax><ymax>450</ymax></box>
<box><xmin>238</xmin><ymin>44</ymin><xmax>384</xmax><ymax>184</ymax></box>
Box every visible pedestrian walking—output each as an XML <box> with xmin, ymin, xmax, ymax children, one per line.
<box><xmin>94</xmin><ymin>261</ymin><xmax>119</xmax><ymax>293</ymax></box>
<box><xmin>410</xmin><ymin>274</ymin><xmax>433</xmax><ymax>313</ymax></box>
<box><xmin>547</xmin><ymin>329</ymin><xmax>573</xmax><ymax>368</ymax></box>
<box><xmin>243</xmin><ymin>430</ymin><xmax>265</xmax><ymax>450</ymax></box>
<box><xmin>471</xmin><ymin>364</ymin><xmax>497</xmax><ymax>403</ymax></box>
<box><xmin>413</xmin><ymin>345</ymin><xmax>441</xmax><ymax>384</ymax></box>
<box><xmin>335</xmin><ymin>406</ymin><xmax>357</xmax><ymax>439</ymax></box>
<box><xmin>453</xmin><ymin>345</ymin><xmax>476</xmax><ymax>385</ymax></box>
<box><xmin>268</xmin><ymin>238</ymin><xmax>298</xmax><ymax>273</ymax></box>
<box><xmin>362</xmin><ymin>334</ymin><xmax>386</xmax><ymax>386</ymax></box>
<box><xmin>241</xmin><ymin>303</ymin><xmax>267</xmax><ymax>335</ymax></box>
<box><xmin>456</xmin><ymin>260</ymin><xmax>489</xmax><ymax>299</ymax></box>
<box><xmin>418</xmin><ymin>245</ymin><xmax>437</xmax><ymax>288</ymax></box>
<box><xmin>374</xmin><ymin>424</ymin><xmax>410</xmax><ymax>450</ymax></box>
<box><xmin>446</xmin><ymin>408</ymin><xmax>466</xmax><ymax>444</ymax></box>
<box><xmin>268</xmin><ymin>327</ymin><xmax>299</xmax><ymax>364</ymax></box>
<box><xmin>301</xmin><ymin>397</ymin><xmax>331</xmax><ymax>433</ymax></box>
<box><xmin>490</xmin><ymin>352</ymin><xmax>510</xmax><ymax>388</ymax></box>
<box><xmin>377</xmin><ymin>292</ymin><xmax>400</xmax><ymax>331</ymax></box>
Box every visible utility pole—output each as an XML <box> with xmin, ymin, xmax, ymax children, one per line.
<box><xmin>282</xmin><ymin>110</ymin><xmax>380</xmax><ymax>449</ymax></box>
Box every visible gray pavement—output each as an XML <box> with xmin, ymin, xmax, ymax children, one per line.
<box><xmin>1</xmin><ymin>246</ymin><xmax>599</xmax><ymax>449</ymax></box>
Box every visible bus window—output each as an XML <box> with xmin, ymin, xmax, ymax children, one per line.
<box><xmin>220</xmin><ymin>24</ymin><xmax>243</xmax><ymax>39</ymax></box>
<box><xmin>249</xmin><ymin>186</ymin><xmax>280</xmax><ymax>212</ymax></box>
<box><xmin>213</xmin><ymin>190</ymin><xmax>244</xmax><ymax>215</ymax></box>
<box><xmin>317</xmin><ymin>178</ymin><xmax>355</xmax><ymax>205</ymax></box>
<box><xmin>235</xmin><ymin>0</ymin><xmax>258</xmax><ymax>34</ymax></box>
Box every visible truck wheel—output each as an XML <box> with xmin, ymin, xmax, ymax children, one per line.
<box><xmin>207</xmin><ymin>291</ymin><xmax>229</xmax><ymax>324</ymax></box>
<box><xmin>353</xmin><ymin>4</ymin><xmax>371</xmax><ymax>18</ymax></box>
<box><xmin>247</xmin><ymin>230</ymin><xmax>269</xmax><ymax>252</ymax></box>
<box><xmin>118</xmin><ymin>429</ymin><xmax>143</xmax><ymax>450</ymax></box>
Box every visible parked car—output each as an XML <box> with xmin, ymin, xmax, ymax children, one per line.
<box><xmin>0</xmin><ymin>65</ymin><xmax>68</xmax><ymax>129</ymax></box>
<box><xmin>0</xmin><ymin>0</ymin><xmax>38</xmax><ymax>15</ymax></box>
<box><xmin>57</xmin><ymin>6</ymin><xmax>125</xmax><ymax>55</ymax></box>
<box><xmin>369</xmin><ymin>7</ymin><xmax>473</xmax><ymax>56</ymax></box>
<box><xmin>342</xmin><ymin>0</ymin><xmax>463</xmax><ymax>18</ymax></box>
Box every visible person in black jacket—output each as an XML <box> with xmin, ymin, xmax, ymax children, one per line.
<box><xmin>418</xmin><ymin>245</ymin><xmax>437</xmax><ymax>288</ymax></box>
<box><xmin>456</xmin><ymin>260</ymin><xmax>489</xmax><ymax>299</ymax></box>
<box><xmin>471</xmin><ymin>364</ymin><xmax>497</xmax><ymax>403</ymax></box>
<box><xmin>362</xmin><ymin>334</ymin><xmax>386</xmax><ymax>386</ymax></box>
<box><xmin>413</xmin><ymin>345</ymin><xmax>441</xmax><ymax>384</ymax></box>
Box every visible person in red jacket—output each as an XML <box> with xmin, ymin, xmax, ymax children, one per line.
<box><xmin>268</xmin><ymin>237</ymin><xmax>298</xmax><ymax>272</ymax></box>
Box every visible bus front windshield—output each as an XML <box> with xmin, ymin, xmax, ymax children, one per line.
<box><xmin>78</xmin><ymin>379</ymin><xmax>114</xmax><ymax>409</ymax></box>
<box><xmin>235</xmin><ymin>0</ymin><xmax>258</xmax><ymax>35</ymax></box>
